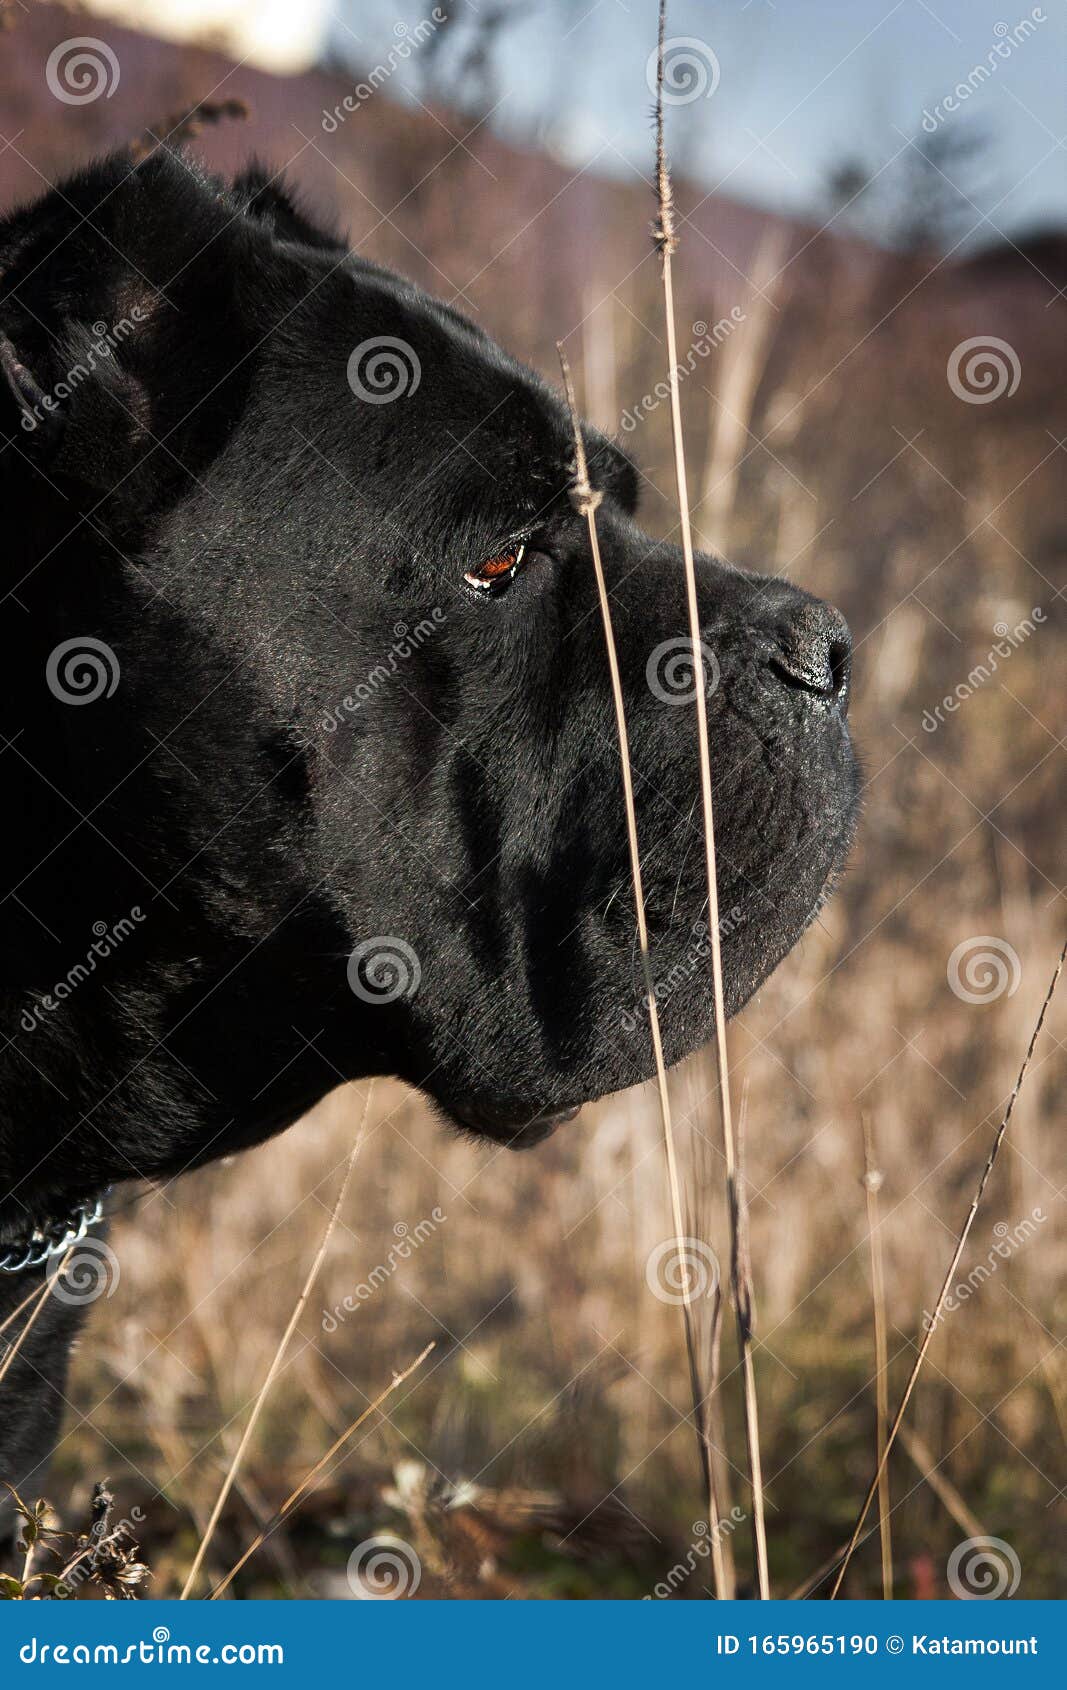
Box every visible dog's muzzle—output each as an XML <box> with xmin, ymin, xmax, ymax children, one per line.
<box><xmin>451</xmin><ymin>1100</ymin><xmax>582</xmax><ymax>1150</ymax></box>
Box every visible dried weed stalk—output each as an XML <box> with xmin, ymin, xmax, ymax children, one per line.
<box><xmin>831</xmin><ymin>938</ymin><xmax>1066</xmax><ymax>1596</ymax></box>
<box><xmin>654</xmin><ymin>0</ymin><xmax>769</xmax><ymax>1597</ymax></box>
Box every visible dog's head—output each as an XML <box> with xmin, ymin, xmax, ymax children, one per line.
<box><xmin>1</xmin><ymin>153</ymin><xmax>858</xmax><ymax>1168</ymax></box>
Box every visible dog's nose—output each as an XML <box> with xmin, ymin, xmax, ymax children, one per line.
<box><xmin>763</xmin><ymin>598</ymin><xmax>852</xmax><ymax>713</ymax></box>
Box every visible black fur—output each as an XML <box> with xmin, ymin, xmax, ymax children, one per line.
<box><xmin>0</xmin><ymin>150</ymin><xmax>859</xmax><ymax>1491</ymax></box>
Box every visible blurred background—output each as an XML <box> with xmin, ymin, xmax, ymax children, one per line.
<box><xmin>1</xmin><ymin>0</ymin><xmax>1064</xmax><ymax>1598</ymax></box>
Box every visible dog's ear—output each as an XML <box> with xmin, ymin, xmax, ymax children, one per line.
<box><xmin>0</xmin><ymin>151</ymin><xmax>347</xmax><ymax>519</ymax></box>
<box><xmin>0</xmin><ymin>215</ymin><xmax>66</xmax><ymax>454</ymax></box>
<box><xmin>231</xmin><ymin>165</ymin><xmax>346</xmax><ymax>254</ymax></box>
<box><xmin>0</xmin><ymin>309</ymin><xmax>162</xmax><ymax>494</ymax></box>
<box><xmin>0</xmin><ymin>151</ymin><xmax>257</xmax><ymax>513</ymax></box>
<box><xmin>0</xmin><ymin>329</ymin><xmax>66</xmax><ymax>452</ymax></box>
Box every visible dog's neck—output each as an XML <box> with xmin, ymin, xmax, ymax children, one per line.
<box><xmin>0</xmin><ymin>527</ymin><xmax>367</xmax><ymax>1221</ymax></box>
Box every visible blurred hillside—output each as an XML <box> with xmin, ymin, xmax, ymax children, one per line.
<box><xmin>2</xmin><ymin>1</ymin><xmax>1065</xmax><ymax>1601</ymax></box>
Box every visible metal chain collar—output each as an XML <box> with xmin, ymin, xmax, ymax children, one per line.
<box><xmin>0</xmin><ymin>1193</ymin><xmax>107</xmax><ymax>1275</ymax></box>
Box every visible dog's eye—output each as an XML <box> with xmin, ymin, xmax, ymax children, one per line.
<box><xmin>463</xmin><ymin>542</ymin><xmax>525</xmax><ymax>594</ymax></box>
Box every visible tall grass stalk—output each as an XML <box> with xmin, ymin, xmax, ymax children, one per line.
<box><xmin>897</xmin><ymin>1424</ymin><xmax>987</xmax><ymax>1542</ymax></box>
<box><xmin>209</xmin><ymin>1341</ymin><xmax>435</xmax><ymax>1598</ymax></box>
<box><xmin>830</xmin><ymin>938</ymin><xmax>1066</xmax><ymax>1597</ymax></box>
<box><xmin>180</xmin><ymin>1082</ymin><xmax>375</xmax><ymax>1597</ymax></box>
<box><xmin>861</xmin><ymin>1116</ymin><xmax>893</xmax><ymax>1598</ymax></box>
<box><xmin>0</xmin><ymin>1272</ymin><xmax>57</xmax><ymax>1346</ymax></box>
<box><xmin>557</xmin><ymin>343</ymin><xmax>721</xmax><ymax>1595</ymax></box>
<box><xmin>0</xmin><ymin>1249</ymin><xmax>72</xmax><ymax>1390</ymax></box>
<box><xmin>705</xmin><ymin>1283</ymin><xmax>734</xmax><ymax>1597</ymax></box>
<box><xmin>726</xmin><ymin>1079</ymin><xmax>768</xmax><ymax>1595</ymax></box>
<box><xmin>654</xmin><ymin>0</ymin><xmax>769</xmax><ymax>1599</ymax></box>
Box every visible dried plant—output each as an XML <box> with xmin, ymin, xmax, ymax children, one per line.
<box><xmin>831</xmin><ymin>938</ymin><xmax>1066</xmax><ymax>1596</ymax></box>
<box><xmin>210</xmin><ymin>1342</ymin><xmax>435</xmax><ymax>1598</ymax></box>
<box><xmin>861</xmin><ymin>1115</ymin><xmax>893</xmax><ymax>1598</ymax></box>
<box><xmin>0</xmin><ymin>1251</ymin><xmax>71</xmax><ymax>1391</ymax></box>
<box><xmin>130</xmin><ymin>98</ymin><xmax>250</xmax><ymax>163</ymax></box>
<box><xmin>897</xmin><ymin>1424</ymin><xmax>988</xmax><ymax>1543</ymax></box>
<box><xmin>181</xmin><ymin>1084</ymin><xmax>374</xmax><ymax>1596</ymax></box>
<box><xmin>654</xmin><ymin>0</ymin><xmax>769</xmax><ymax>1598</ymax></box>
<box><xmin>556</xmin><ymin>341</ymin><xmax>719</xmax><ymax>1587</ymax></box>
<box><xmin>1</xmin><ymin>1482</ymin><xmax>151</xmax><ymax>1601</ymax></box>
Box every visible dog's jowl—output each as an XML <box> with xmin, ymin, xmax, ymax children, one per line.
<box><xmin>0</xmin><ymin>152</ymin><xmax>858</xmax><ymax>1488</ymax></box>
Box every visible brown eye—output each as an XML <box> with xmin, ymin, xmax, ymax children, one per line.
<box><xmin>463</xmin><ymin>542</ymin><xmax>525</xmax><ymax>593</ymax></box>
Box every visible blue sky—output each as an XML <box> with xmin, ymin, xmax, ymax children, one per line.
<box><xmin>329</xmin><ymin>0</ymin><xmax>1067</xmax><ymax>241</ymax></box>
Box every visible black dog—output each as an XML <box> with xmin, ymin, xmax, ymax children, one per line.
<box><xmin>0</xmin><ymin>150</ymin><xmax>858</xmax><ymax>1492</ymax></box>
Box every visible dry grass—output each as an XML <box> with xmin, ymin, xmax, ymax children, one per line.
<box><xmin>556</xmin><ymin>338</ymin><xmax>722</xmax><ymax>1587</ymax></box>
<box><xmin>41</xmin><ymin>937</ymin><xmax>1066</xmax><ymax>1600</ymax></box>
<box><xmin>0</xmin><ymin>1250</ymin><xmax>73</xmax><ymax>1391</ymax></box>
<box><xmin>830</xmin><ymin>940</ymin><xmax>1065</xmax><ymax>1596</ymax></box>
<box><xmin>652</xmin><ymin>0</ymin><xmax>769</xmax><ymax>1597</ymax></box>
<box><xmin>861</xmin><ymin>1116</ymin><xmax>893</xmax><ymax>1598</ymax></box>
<box><xmin>209</xmin><ymin>1342</ymin><xmax>435</xmax><ymax>1599</ymax></box>
<box><xmin>180</xmin><ymin>1085</ymin><xmax>374</xmax><ymax>1596</ymax></box>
